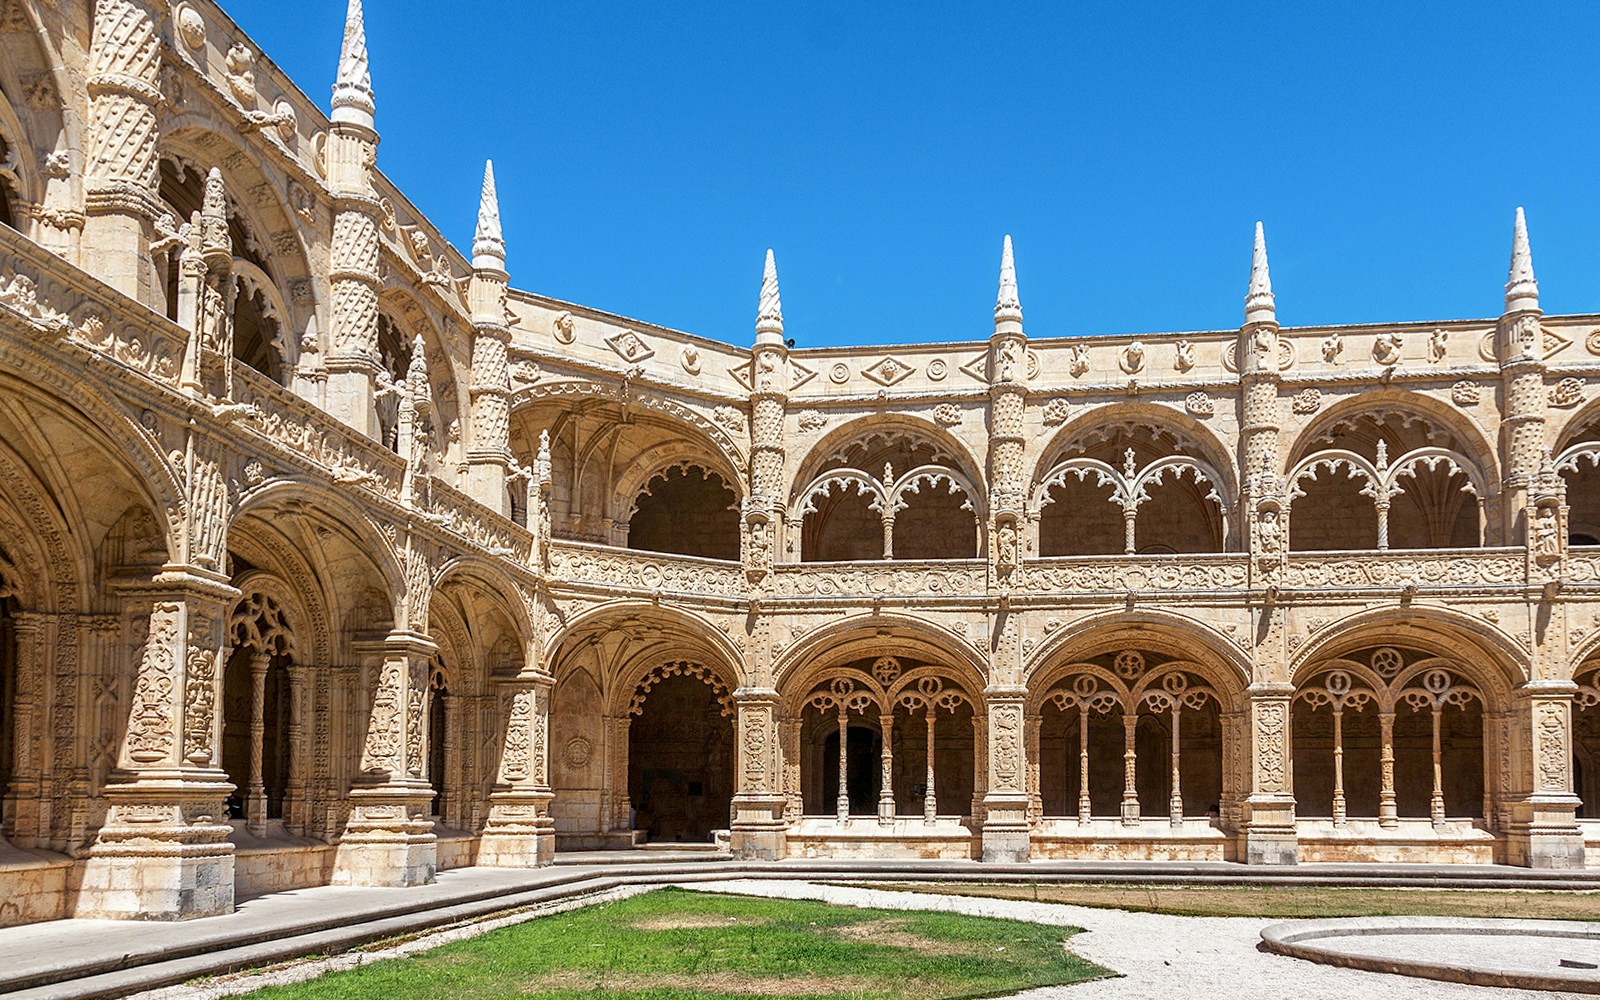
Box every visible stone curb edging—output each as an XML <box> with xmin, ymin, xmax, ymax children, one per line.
<box><xmin>1259</xmin><ymin>916</ymin><xmax>1600</xmax><ymax>995</ymax></box>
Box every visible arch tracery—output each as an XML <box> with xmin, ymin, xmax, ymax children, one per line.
<box><xmin>790</xmin><ymin>420</ymin><xmax>984</xmax><ymax>562</ymax></box>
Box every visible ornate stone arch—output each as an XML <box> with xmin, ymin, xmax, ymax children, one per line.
<box><xmin>1031</xmin><ymin>402</ymin><xmax>1239</xmax><ymax>501</ymax></box>
<box><xmin>1289</xmin><ymin>389</ymin><xmax>1498</xmax><ymax>474</ymax></box>
<box><xmin>1287</xmin><ymin>605</ymin><xmax>1529</xmax><ymax>705</ymax></box>
<box><xmin>156</xmin><ymin>123</ymin><xmax>316</xmax><ymax>337</ymax></box>
<box><xmin>0</xmin><ymin>2</ymin><xmax>82</xmax><ymax>246</ymax></box>
<box><xmin>791</xmin><ymin>414</ymin><xmax>987</xmax><ymax>514</ymax></box>
<box><xmin>1023</xmin><ymin>609</ymin><xmax>1251</xmax><ymax>706</ymax></box>
<box><xmin>227</xmin><ymin>570</ymin><xmax>303</xmax><ymax>661</ymax></box>
<box><xmin>225</xmin><ymin>518</ymin><xmax>333</xmax><ymax>667</ymax></box>
<box><xmin>772</xmin><ymin>612</ymin><xmax>988</xmax><ymax>709</ymax></box>
<box><xmin>546</xmin><ymin>601</ymin><xmax>744</xmax><ymax>682</ymax></box>
<box><xmin>228</xmin><ymin>479</ymin><xmax>404</xmax><ymax>634</ymax></box>
<box><xmin>0</xmin><ymin>375</ymin><xmax>181</xmax><ymax>570</ymax></box>
<box><xmin>426</xmin><ymin>556</ymin><xmax>535</xmax><ymax>680</ymax></box>
<box><xmin>510</xmin><ymin>379</ymin><xmax>749</xmax><ymax>480</ymax></box>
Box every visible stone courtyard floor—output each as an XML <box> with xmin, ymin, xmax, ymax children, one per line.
<box><xmin>684</xmin><ymin>880</ymin><xmax>1589</xmax><ymax>1000</ymax></box>
<box><xmin>5</xmin><ymin>861</ymin><xmax>1597</xmax><ymax>998</ymax></box>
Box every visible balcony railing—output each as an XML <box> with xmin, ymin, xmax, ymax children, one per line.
<box><xmin>547</xmin><ymin>540</ymin><xmax>745</xmax><ymax>597</ymax></box>
<box><xmin>768</xmin><ymin>559</ymin><xmax>989</xmax><ymax>599</ymax></box>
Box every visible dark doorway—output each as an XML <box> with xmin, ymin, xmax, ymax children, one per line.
<box><xmin>428</xmin><ymin>670</ymin><xmax>448</xmax><ymax>820</ymax></box>
<box><xmin>628</xmin><ymin>672</ymin><xmax>733</xmax><ymax>842</ymax></box>
<box><xmin>821</xmin><ymin>725</ymin><xmax>882</xmax><ymax>816</ymax></box>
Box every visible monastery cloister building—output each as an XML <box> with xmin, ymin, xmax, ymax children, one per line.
<box><xmin>1</xmin><ymin>0</ymin><xmax>1599</xmax><ymax>928</ymax></box>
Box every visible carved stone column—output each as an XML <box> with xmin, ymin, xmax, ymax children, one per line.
<box><xmin>1498</xmin><ymin>208</ymin><xmax>1545</xmax><ymax>545</ymax></box>
<box><xmin>81</xmin><ymin>0</ymin><xmax>164</xmax><ymax>302</ymax></box>
<box><xmin>1504</xmin><ymin>681</ymin><xmax>1584</xmax><ymax>868</ymax></box>
<box><xmin>323</xmin><ymin>0</ymin><xmax>384</xmax><ymax>437</ymax></box>
<box><xmin>283</xmin><ymin>663</ymin><xmax>309</xmax><ymax>836</ymax></box>
<box><xmin>466</xmin><ymin>162</ymin><xmax>512</xmax><ymax>515</ymax></box>
<box><xmin>980</xmin><ymin>685</ymin><xmax>1030</xmax><ymax>862</ymax></box>
<box><xmin>779</xmin><ymin>716</ymin><xmax>802</xmax><ymax>823</ymax></box>
<box><xmin>748</xmin><ymin>250</ymin><xmax>787</xmax><ymax>577</ymax></box>
<box><xmin>988</xmin><ymin>237</ymin><xmax>1026</xmax><ymax>590</ymax></box>
<box><xmin>3</xmin><ymin>613</ymin><xmax>45</xmax><ymax>848</ymax></box>
<box><xmin>1241</xmin><ymin>683</ymin><xmax>1297</xmax><ymax>864</ymax></box>
<box><xmin>478</xmin><ymin>673</ymin><xmax>555</xmax><ymax>866</ymax></box>
<box><xmin>81</xmin><ymin>567</ymin><xmax>238</xmax><ymax>920</ymax></box>
<box><xmin>729</xmin><ymin>688</ymin><xmax>786</xmax><ymax>859</ymax></box>
<box><xmin>245</xmin><ymin>652</ymin><xmax>269</xmax><ymax>836</ymax></box>
<box><xmin>332</xmin><ymin>632</ymin><xmax>437</xmax><ymax>886</ymax></box>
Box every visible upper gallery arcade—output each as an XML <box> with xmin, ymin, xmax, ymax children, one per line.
<box><xmin>1</xmin><ymin>0</ymin><xmax>1600</xmax><ymax>929</ymax></box>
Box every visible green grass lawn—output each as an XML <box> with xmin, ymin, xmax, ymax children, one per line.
<box><xmin>240</xmin><ymin>888</ymin><xmax>1107</xmax><ymax>1000</ymax></box>
<box><xmin>854</xmin><ymin>881</ymin><xmax>1600</xmax><ymax>919</ymax></box>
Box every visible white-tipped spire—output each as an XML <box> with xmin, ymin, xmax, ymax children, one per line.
<box><xmin>1505</xmin><ymin>206</ymin><xmax>1539</xmax><ymax>313</ymax></box>
<box><xmin>1244</xmin><ymin>221</ymin><xmax>1276</xmax><ymax>325</ymax></box>
<box><xmin>331</xmin><ymin>0</ymin><xmax>375</xmax><ymax>132</ymax></box>
<box><xmin>994</xmin><ymin>234</ymin><xmax>1022</xmax><ymax>324</ymax></box>
<box><xmin>473</xmin><ymin>160</ymin><xmax>505</xmax><ymax>270</ymax></box>
<box><xmin>756</xmin><ymin>248</ymin><xmax>784</xmax><ymax>342</ymax></box>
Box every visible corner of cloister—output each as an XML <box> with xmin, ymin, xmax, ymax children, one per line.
<box><xmin>0</xmin><ymin>0</ymin><xmax>1599</xmax><ymax>931</ymax></box>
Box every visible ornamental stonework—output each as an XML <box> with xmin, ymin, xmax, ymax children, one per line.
<box><xmin>0</xmin><ymin>0</ymin><xmax>1595</xmax><ymax>931</ymax></box>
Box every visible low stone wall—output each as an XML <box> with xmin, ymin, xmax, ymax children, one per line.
<box><xmin>0</xmin><ymin>850</ymin><xmax>70</xmax><ymax>927</ymax></box>
<box><xmin>1031</xmin><ymin>819</ymin><xmax>1230</xmax><ymax>861</ymax></box>
<box><xmin>234</xmin><ymin>844</ymin><xmax>336</xmax><ymax>897</ymax></box>
<box><xmin>437</xmin><ymin>835</ymin><xmax>478</xmax><ymax>871</ymax></box>
<box><xmin>1296</xmin><ymin>819</ymin><xmax>1501</xmax><ymax>865</ymax></box>
<box><xmin>784</xmin><ymin>818</ymin><xmax>979</xmax><ymax>860</ymax></box>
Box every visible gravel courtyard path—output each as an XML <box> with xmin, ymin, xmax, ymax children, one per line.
<box><xmin>682</xmin><ymin>879</ymin><xmax>1586</xmax><ymax>1000</ymax></box>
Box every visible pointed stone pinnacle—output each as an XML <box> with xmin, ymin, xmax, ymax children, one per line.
<box><xmin>1506</xmin><ymin>206</ymin><xmax>1539</xmax><ymax>313</ymax></box>
<box><xmin>995</xmin><ymin>234</ymin><xmax>1022</xmax><ymax>324</ymax></box>
<box><xmin>1244</xmin><ymin>221</ymin><xmax>1276</xmax><ymax>324</ymax></box>
<box><xmin>473</xmin><ymin>160</ymin><xmax>505</xmax><ymax>269</ymax></box>
<box><xmin>331</xmin><ymin>0</ymin><xmax>375</xmax><ymax>132</ymax></box>
<box><xmin>756</xmin><ymin>248</ymin><xmax>784</xmax><ymax>341</ymax></box>
<box><xmin>406</xmin><ymin>333</ymin><xmax>428</xmax><ymax>387</ymax></box>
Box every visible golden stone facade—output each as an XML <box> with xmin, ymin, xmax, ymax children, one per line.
<box><xmin>0</xmin><ymin>0</ymin><xmax>1598</xmax><ymax>928</ymax></box>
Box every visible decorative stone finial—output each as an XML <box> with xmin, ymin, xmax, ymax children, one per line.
<box><xmin>199</xmin><ymin>167</ymin><xmax>231</xmax><ymax>267</ymax></box>
<box><xmin>995</xmin><ymin>234</ymin><xmax>1022</xmax><ymax>325</ymax></box>
<box><xmin>406</xmin><ymin>333</ymin><xmax>428</xmax><ymax>397</ymax></box>
<box><xmin>473</xmin><ymin>160</ymin><xmax>506</xmax><ymax>270</ymax></box>
<box><xmin>756</xmin><ymin>248</ymin><xmax>784</xmax><ymax>344</ymax></box>
<box><xmin>1244</xmin><ymin>221</ymin><xmax>1275</xmax><ymax>326</ymax></box>
<box><xmin>1505</xmin><ymin>206</ymin><xmax>1539</xmax><ymax>314</ymax></box>
<box><xmin>331</xmin><ymin>0</ymin><xmax>375</xmax><ymax>132</ymax></box>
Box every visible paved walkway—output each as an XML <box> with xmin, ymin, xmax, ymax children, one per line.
<box><xmin>685</xmin><ymin>880</ymin><xmax>1593</xmax><ymax>999</ymax></box>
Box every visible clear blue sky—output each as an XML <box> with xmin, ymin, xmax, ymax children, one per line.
<box><xmin>230</xmin><ymin>1</ymin><xmax>1600</xmax><ymax>348</ymax></box>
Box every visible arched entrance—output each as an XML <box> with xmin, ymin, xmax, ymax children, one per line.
<box><xmin>427</xmin><ymin>665</ymin><xmax>449</xmax><ymax>822</ymax></box>
<box><xmin>1294</xmin><ymin>648</ymin><xmax>1489</xmax><ymax>827</ymax></box>
<box><xmin>626</xmin><ymin>665</ymin><xmax>734</xmax><ymax>843</ymax></box>
<box><xmin>792</xmin><ymin>656</ymin><xmax>980</xmax><ymax>822</ymax></box>
<box><xmin>224</xmin><ymin>590</ymin><xmax>296</xmax><ymax>835</ymax></box>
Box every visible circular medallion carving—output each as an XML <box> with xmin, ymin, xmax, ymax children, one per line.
<box><xmin>564</xmin><ymin>736</ymin><xmax>593</xmax><ymax>769</ymax></box>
